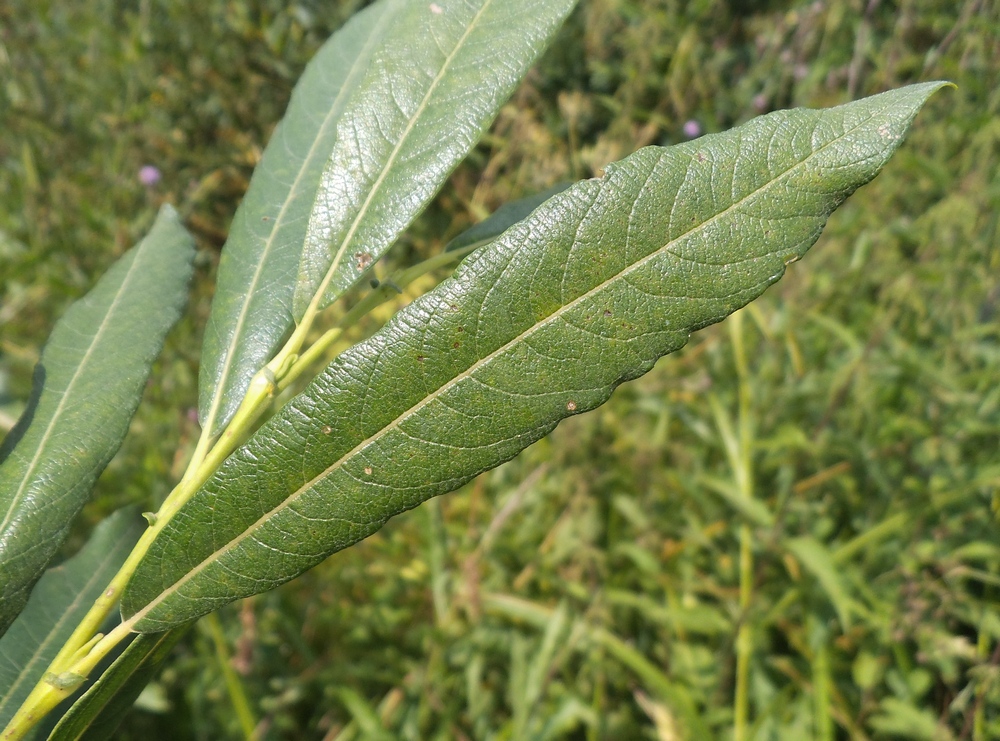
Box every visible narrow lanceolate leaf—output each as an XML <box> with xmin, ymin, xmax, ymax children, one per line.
<box><xmin>123</xmin><ymin>83</ymin><xmax>946</xmax><ymax>631</ymax></box>
<box><xmin>0</xmin><ymin>205</ymin><xmax>194</xmax><ymax>638</ymax></box>
<box><xmin>0</xmin><ymin>508</ymin><xmax>143</xmax><ymax>730</ymax></box>
<box><xmin>293</xmin><ymin>0</ymin><xmax>580</xmax><ymax>319</ymax></box>
<box><xmin>45</xmin><ymin>628</ymin><xmax>189</xmax><ymax>741</ymax></box>
<box><xmin>444</xmin><ymin>183</ymin><xmax>573</xmax><ymax>253</ymax></box>
<box><xmin>198</xmin><ymin>0</ymin><xmax>408</xmax><ymax>437</ymax></box>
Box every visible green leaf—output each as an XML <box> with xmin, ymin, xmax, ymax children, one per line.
<box><xmin>335</xmin><ymin>687</ymin><xmax>395</xmax><ymax>741</ymax></box>
<box><xmin>45</xmin><ymin>627</ymin><xmax>189</xmax><ymax>741</ymax></box>
<box><xmin>198</xmin><ymin>0</ymin><xmax>409</xmax><ymax>437</ymax></box>
<box><xmin>784</xmin><ymin>536</ymin><xmax>855</xmax><ymax>630</ymax></box>
<box><xmin>0</xmin><ymin>508</ymin><xmax>144</xmax><ymax>731</ymax></box>
<box><xmin>482</xmin><ymin>593</ymin><xmax>710</xmax><ymax>738</ymax></box>
<box><xmin>0</xmin><ymin>206</ymin><xmax>194</xmax><ymax>637</ymax></box>
<box><xmin>292</xmin><ymin>0</ymin><xmax>580</xmax><ymax>319</ymax></box>
<box><xmin>444</xmin><ymin>183</ymin><xmax>573</xmax><ymax>253</ymax></box>
<box><xmin>121</xmin><ymin>83</ymin><xmax>947</xmax><ymax>632</ymax></box>
<box><xmin>868</xmin><ymin>698</ymin><xmax>942</xmax><ymax>740</ymax></box>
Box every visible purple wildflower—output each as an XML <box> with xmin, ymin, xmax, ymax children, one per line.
<box><xmin>138</xmin><ymin>165</ymin><xmax>161</xmax><ymax>187</ymax></box>
<box><xmin>682</xmin><ymin>120</ymin><xmax>702</xmax><ymax>139</ymax></box>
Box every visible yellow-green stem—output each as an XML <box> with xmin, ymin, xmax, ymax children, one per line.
<box><xmin>276</xmin><ymin>242</ymin><xmax>478</xmax><ymax>395</ymax></box>
<box><xmin>3</xmin><ymin>243</ymin><xmax>481</xmax><ymax>740</ymax></box>
<box><xmin>205</xmin><ymin>613</ymin><xmax>258</xmax><ymax>739</ymax></box>
<box><xmin>729</xmin><ymin>311</ymin><xmax>755</xmax><ymax>741</ymax></box>
<box><xmin>734</xmin><ymin>541</ymin><xmax>753</xmax><ymax>741</ymax></box>
<box><xmin>2</xmin><ymin>620</ymin><xmax>133</xmax><ymax>741</ymax></box>
<box><xmin>0</xmin><ymin>371</ymin><xmax>277</xmax><ymax>740</ymax></box>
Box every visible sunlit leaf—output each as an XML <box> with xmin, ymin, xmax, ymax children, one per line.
<box><xmin>121</xmin><ymin>83</ymin><xmax>947</xmax><ymax>633</ymax></box>
<box><xmin>198</xmin><ymin>0</ymin><xmax>409</xmax><ymax>437</ymax></box>
<box><xmin>293</xmin><ymin>0</ymin><xmax>580</xmax><ymax>318</ymax></box>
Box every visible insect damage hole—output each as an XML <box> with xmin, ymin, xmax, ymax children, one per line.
<box><xmin>354</xmin><ymin>252</ymin><xmax>374</xmax><ymax>271</ymax></box>
<box><xmin>364</xmin><ymin>466</ymin><xmax>373</xmax><ymax>475</ymax></box>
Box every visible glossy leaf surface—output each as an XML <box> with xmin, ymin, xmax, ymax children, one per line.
<box><xmin>293</xmin><ymin>0</ymin><xmax>579</xmax><ymax>319</ymax></box>
<box><xmin>198</xmin><ymin>0</ymin><xmax>408</xmax><ymax>437</ymax></box>
<box><xmin>0</xmin><ymin>206</ymin><xmax>193</xmax><ymax>637</ymax></box>
<box><xmin>0</xmin><ymin>508</ymin><xmax>143</xmax><ymax>730</ymax></box>
<box><xmin>123</xmin><ymin>84</ymin><xmax>945</xmax><ymax>631</ymax></box>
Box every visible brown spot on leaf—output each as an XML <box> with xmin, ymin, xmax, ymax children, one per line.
<box><xmin>364</xmin><ymin>466</ymin><xmax>373</xmax><ymax>475</ymax></box>
<box><xmin>566</xmin><ymin>400</ymin><xmax>577</xmax><ymax>411</ymax></box>
<box><xmin>321</xmin><ymin>425</ymin><xmax>332</xmax><ymax>435</ymax></box>
<box><xmin>354</xmin><ymin>252</ymin><xmax>374</xmax><ymax>270</ymax></box>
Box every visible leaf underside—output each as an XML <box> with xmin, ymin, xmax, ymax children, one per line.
<box><xmin>122</xmin><ymin>83</ymin><xmax>946</xmax><ymax>632</ymax></box>
<box><xmin>0</xmin><ymin>206</ymin><xmax>193</xmax><ymax>638</ymax></box>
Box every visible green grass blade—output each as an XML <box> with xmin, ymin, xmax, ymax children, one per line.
<box><xmin>0</xmin><ymin>206</ymin><xmax>194</xmax><ymax>637</ymax></box>
<box><xmin>121</xmin><ymin>83</ymin><xmax>947</xmax><ymax>632</ymax></box>
<box><xmin>198</xmin><ymin>0</ymin><xmax>409</xmax><ymax>437</ymax></box>
<box><xmin>785</xmin><ymin>536</ymin><xmax>855</xmax><ymax>630</ymax></box>
<box><xmin>0</xmin><ymin>508</ymin><xmax>144</xmax><ymax>730</ymax></box>
<box><xmin>292</xmin><ymin>0</ymin><xmax>580</xmax><ymax>319</ymax></box>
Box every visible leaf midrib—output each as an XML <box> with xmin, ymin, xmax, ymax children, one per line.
<box><xmin>304</xmin><ymin>0</ymin><xmax>495</xmax><ymax>315</ymax></box>
<box><xmin>131</xmin><ymin>99</ymin><xmax>893</xmax><ymax>625</ymax></box>
<box><xmin>201</xmin><ymin>1</ymin><xmax>404</xmax><ymax>437</ymax></box>
<box><xmin>0</xmin><ymin>255</ymin><xmax>139</xmax><ymax>537</ymax></box>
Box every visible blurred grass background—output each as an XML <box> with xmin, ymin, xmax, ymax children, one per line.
<box><xmin>1</xmin><ymin>0</ymin><xmax>998</xmax><ymax>738</ymax></box>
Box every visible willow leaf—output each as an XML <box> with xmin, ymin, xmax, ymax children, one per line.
<box><xmin>0</xmin><ymin>206</ymin><xmax>193</xmax><ymax>638</ymax></box>
<box><xmin>198</xmin><ymin>0</ymin><xmax>408</xmax><ymax>437</ymax></box>
<box><xmin>0</xmin><ymin>508</ymin><xmax>143</xmax><ymax>731</ymax></box>
<box><xmin>292</xmin><ymin>0</ymin><xmax>580</xmax><ymax>319</ymax></box>
<box><xmin>45</xmin><ymin>628</ymin><xmax>189</xmax><ymax>741</ymax></box>
<box><xmin>122</xmin><ymin>83</ymin><xmax>945</xmax><ymax>631</ymax></box>
<box><xmin>444</xmin><ymin>183</ymin><xmax>573</xmax><ymax>253</ymax></box>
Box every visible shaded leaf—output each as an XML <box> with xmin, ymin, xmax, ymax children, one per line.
<box><xmin>0</xmin><ymin>508</ymin><xmax>144</xmax><ymax>730</ymax></box>
<box><xmin>0</xmin><ymin>206</ymin><xmax>194</xmax><ymax>637</ymax></box>
<box><xmin>198</xmin><ymin>0</ymin><xmax>409</xmax><ymax>437</ymax></box>
<box><xmin>121</xmin><ymin>83</ymin><xmax>947</xmax><ymax>632</ymax></box>
<box><xmin>444</xmin><ymin>183</ymin><xmax>574</xmax><ymax>253</ymax></box>
<box><xmin>45</xmin><ymin>627</ymin><xmax>189</xmax><ymax>741</ymax></box>
<box><xmin>293</xmin><ymin>0</ymin><xmax>580</xmax><ymax>318</ymax></box>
